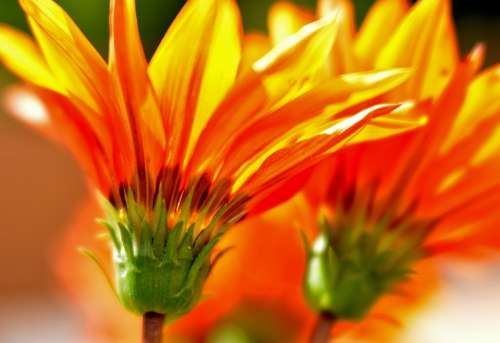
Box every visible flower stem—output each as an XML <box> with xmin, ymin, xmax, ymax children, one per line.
<box><xmin>311</xmin><ymin>312</ymin><xmax>337</xmax><ymax>343</ymax></box>
<box><xmin>143</xmin><ymin>312</ymin><xmax>165</xmax><ymax>343</ymax></box>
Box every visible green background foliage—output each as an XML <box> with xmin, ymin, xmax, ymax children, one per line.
<box><xmin>0</xmin><ymin>0</ymin><xmax>498</xmax><ymax>59</ymax></box>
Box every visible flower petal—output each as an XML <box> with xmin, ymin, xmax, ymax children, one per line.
<box><xmin>109</xmin><ymin>0</ymin><xmax>166</xmax><ymax>179</ymax></box>
<box><xmin>221</xmin><ymin>69</ymin><xmax>412</xmax><ymax>176</ymax></box>
<box><xmin>149</xmin><ymin>0</ymin><xmax>242</xmax><ymax>166</ymax></box>
<box><xmin>446</xmin><ymin>63</ymin><xmax>500</xmax><ymax>154</ymax></box>
<box><xmin>254</xmin><ymin>13</ymin><xmax>340</xmax><ymax>103</ymax></box>
<box><xmin>189</xmin><ymin>14</ymin><xmax>339</xmax><ymax>175</ymax></box>
<box><xmin>39</xmin><ymin>89</ymin><xmax>111</xmax><ymax>192</ymax></box>
<box><xmin>268</xmin><ymin>2</ymin><xmax>314</xmax><ymax>45</ymax></box>
<box><xmin>19</xmin><ymin>0</ymin><xmax>110</xmax><ymax>114</ymax></box>
<box><xmin>376</xmin><ymin>0</ymin><xmax>459</xmax><ymax>99</ymax></box>
<box><xmin>0</xmin><ymin>25</ymin><xmax>61</xmax><ymax>92</ymax></box>
<box><xmin>240</xmin><ymin>33</ymin><xmax>271</xmax><ymax>75</ymax></box>
<box><xmin>317</xmin><ymin>0</ymin><xmax>359</xmax><ymax>75</ymax></box>
<box><xmin>354</xmin><ymin>0</ymin><xmax>408</xmax><ymax>70</ymax></box>
<box><xmin>238</xmin><ymin>104</ymin><xmax>401</xmax><ymax>200</ymax></box>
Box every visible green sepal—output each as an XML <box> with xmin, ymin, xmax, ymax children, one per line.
<box><xmin>303</xmin><ymin>212</ymin><xmax>426</xmax><ymax>320</ymax></box>
<box><xmin>98</xmin><ymin>191</ymin><xmax>222</xmax><ymax>317</ymax></box>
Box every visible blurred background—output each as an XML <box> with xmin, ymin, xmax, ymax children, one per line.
<box><xmin>0</xmin><ymin>0</ymin><xmax>499</xmax><ymax>342</ymax></box>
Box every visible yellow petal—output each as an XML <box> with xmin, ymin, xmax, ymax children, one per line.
<box><xmin>237</xmin><ymin>104</ymin><xmax>401</xmax><ymax>194</ymax></box>
<box><xmin>317</xmin><ymin>0</ymin><xmax>359</xmax><ymax>75</ymax></box>
<box><xmin>451</xmin><ymin>63</ymin><xmax>500</xmax><ymax>142</ymax></box>
<box><xmin>458</xmin><ymin>65</ymin><xmax>500</xmax><ymax>164</ymax></box>
<box><xmin>347</xmin><ymin>100</ymin><xmax>428</xmax><ymax>143</ymax></box>
<box><xmin>220</xmin><ymin>68</ymin><xmax>412</xmax><ymax>176</ymax></box>
<box><xmin>254</xmin><ymin>13</ymin><xmax>339</xmax><ymax>104</ymax></box>
<box><xmin>376</xmin><ymin>0</ymin><xmax>459</xmax><ymax>100</ymax></box>
<box><xmin>268</xmin><ymin>2</ymin><xmax>314</xmax><ymax>45</ymax></box>
<box><xmin>0</xmin><ymin>25</ymin><xmax>61</xmax><ymax>92</ymax></box>
<box><xmin>19</xmin><ymin>0</ymin><xmax>110</xmax><ymax>114</ymax></box>
<box><xmin>149</xmin><ymin>0</ymin><xmax>242</xmax><ymax>166</ymax></box>
<box><xmin>355</xmin><ymin>0</ymin><xmax>408</xmax><ymax>70</ymax></box>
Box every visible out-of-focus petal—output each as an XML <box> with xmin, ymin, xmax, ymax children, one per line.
<box><xmin>382</xmin><ymin>49</ymin><xmax>480</xmax><ymax>209</ymax></box>
<box><xmin>355</xmin><ymin>0</ymin><xmax>408</xmax><ymax>70</ymax></box>
<box><xmin>268</xmin><ymin>2</ymin><xmax>314</xmax><ymax>45</ymax></box>
<box><xmin>376</xmin><ymin>0</ymin><xmax>459</xmax><ymax>99</ymax></box>
<box><xmin>240</xmin><ymin>33</ymin><xmax>271</xmax><ymax>75</ymax></box>
<box><xmin>149</xmin><ymin>0</ymin><xmax>242</xmax><ymax>166</ymax></box>
<box><xmin>445</xmin><ymin>64</ymin><xmax>500</xmax><ymax>153</ymax></box>
<box><xmin>0</xmin><ymin>25</ymin><xmax>62</xmax><ymax>93</ymax></box>
<box><xmin>254</xmin><ymin>13</ymin><xmax>339</xmax><ymax>103</ymax></box>
<box><xmin>317</xmin><ymin>0</ymin><xmax>359</xmax><ymax>75</ymax></box>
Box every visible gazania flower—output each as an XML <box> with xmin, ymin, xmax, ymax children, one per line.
<box><xmin>0</xmin><ymin>0</ymin><xmax>420</xmax><ymax>339</ymax></box>
<box><xmin>56</xmin><ymin>197</ymin><xmax>310</xmax><ymax>343</ymax></box>
<box><xmin>258</xmin><ymin>0</ymin><xmax>500</xmax><ymax>340</ymax></box>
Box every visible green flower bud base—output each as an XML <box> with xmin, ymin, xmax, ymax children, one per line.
<box><xmin>98</xmin><ymin>186</ymin><xmax>233</xmax><ymax>317</ymax></box>
<box><xmin>115</xmin><ymin>244</ymin><xmax>209</xmax><ymax>316</ymax></box>
<box><xmin>303</xmin><ymin>206</ymin><xmax>430</xmax><ymax>320</ymax></box>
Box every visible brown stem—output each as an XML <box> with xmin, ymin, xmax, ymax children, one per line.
<box><xmin>311</xmin><ymin>312</ymin><xmax>337</xmax><ymax>343</ymax></box>
<box><xmin>143</xmin><ymin>312</ymin><xmax>165</xmax><ymax>343</ymax></box>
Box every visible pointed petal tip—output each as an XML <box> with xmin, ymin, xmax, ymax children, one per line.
<box><xmin>468</xmin><ymin>42</ymin><xmax>486</xmax><ymax>71</ymax></box>
<box><xmin>253</xmin><ymin>11</ymin><xmax>339</xmax><ymax>73</ymax></box>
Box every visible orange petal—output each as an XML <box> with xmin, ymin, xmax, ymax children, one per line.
<box><xmin>187</xmin><ymin>73</ymin><xmax>268</xmax><ymax>175</ymax></box>
<box><xmin>221</xmin><ymin>69</ymin><xmax>412</xmax><ymax>176</ymax></box>
<box><xmin>254</xmin><ymin>13</ymin><xmax>340</xmax><ymax>104</ymax></box>
<box><xmin>40</xmin><ymin>89</ymin><xmax>112</xmax><ymax>192</ymax></box>
<box><xmin>375</xmin><ymin>0</ymin><xmax>459</xmax><ymax>99</ymax></box>
<box><xmin>240</xmin><ymin>104</ymin><xmax>401</xmax><ymax>202</ymax></box>
<box><xmin>0</xmin><ymin>25</ymin><xmax>61</xmax><ymax>93</ymax></box>
<box><xmin>190</xmin><ymin>15</ymin><xmax>339</xmax><ymax>175</ymax></box>
<box><xmin>17</xmin><ymin>0</ymin><xmax>119</xmax><ymax>168</ymax></box>
<box><xmin>268</xmin><ymin>1</ymin><xmax>314</xmax><ymax>45</ymax></box>
<box><xmin>109</xmin><ymin>0</ymin><xmax>166</xmax><ymax>179</ymax></box>
<box><xmin>446</xmin><ymin>63</ymin><xmax>500</xmax><ymax>154</ymax></box>
<box><xmin>149</xmin><ymin>0</ymin><xmax>242</xmax><ymax>167</ymax></box>
<box><xmin>355</xmin><ymin>0</ymin><xmax>409</xmax><ymax>70</ymax></box>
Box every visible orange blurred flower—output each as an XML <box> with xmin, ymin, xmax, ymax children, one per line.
<box><xmin>259</xmin><ymin>0</ymin><xmax>500</xmax><ymax>340</ymax></box>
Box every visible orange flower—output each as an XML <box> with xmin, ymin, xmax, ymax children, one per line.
<box><xmin>262</xmin><ymin>0</ymin><xmax>500</xmax><ymax>340</ymax></box>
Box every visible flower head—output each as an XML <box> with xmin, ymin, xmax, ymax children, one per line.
<box><xmin>0</xmin><ymin>0</ymin><xmax>419</xmax><ymax>317</ymax></box>
<box><xmin>265</xmin><ymin>0</ymin><xmax>500</xmax><ymax>332</ymax></box>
